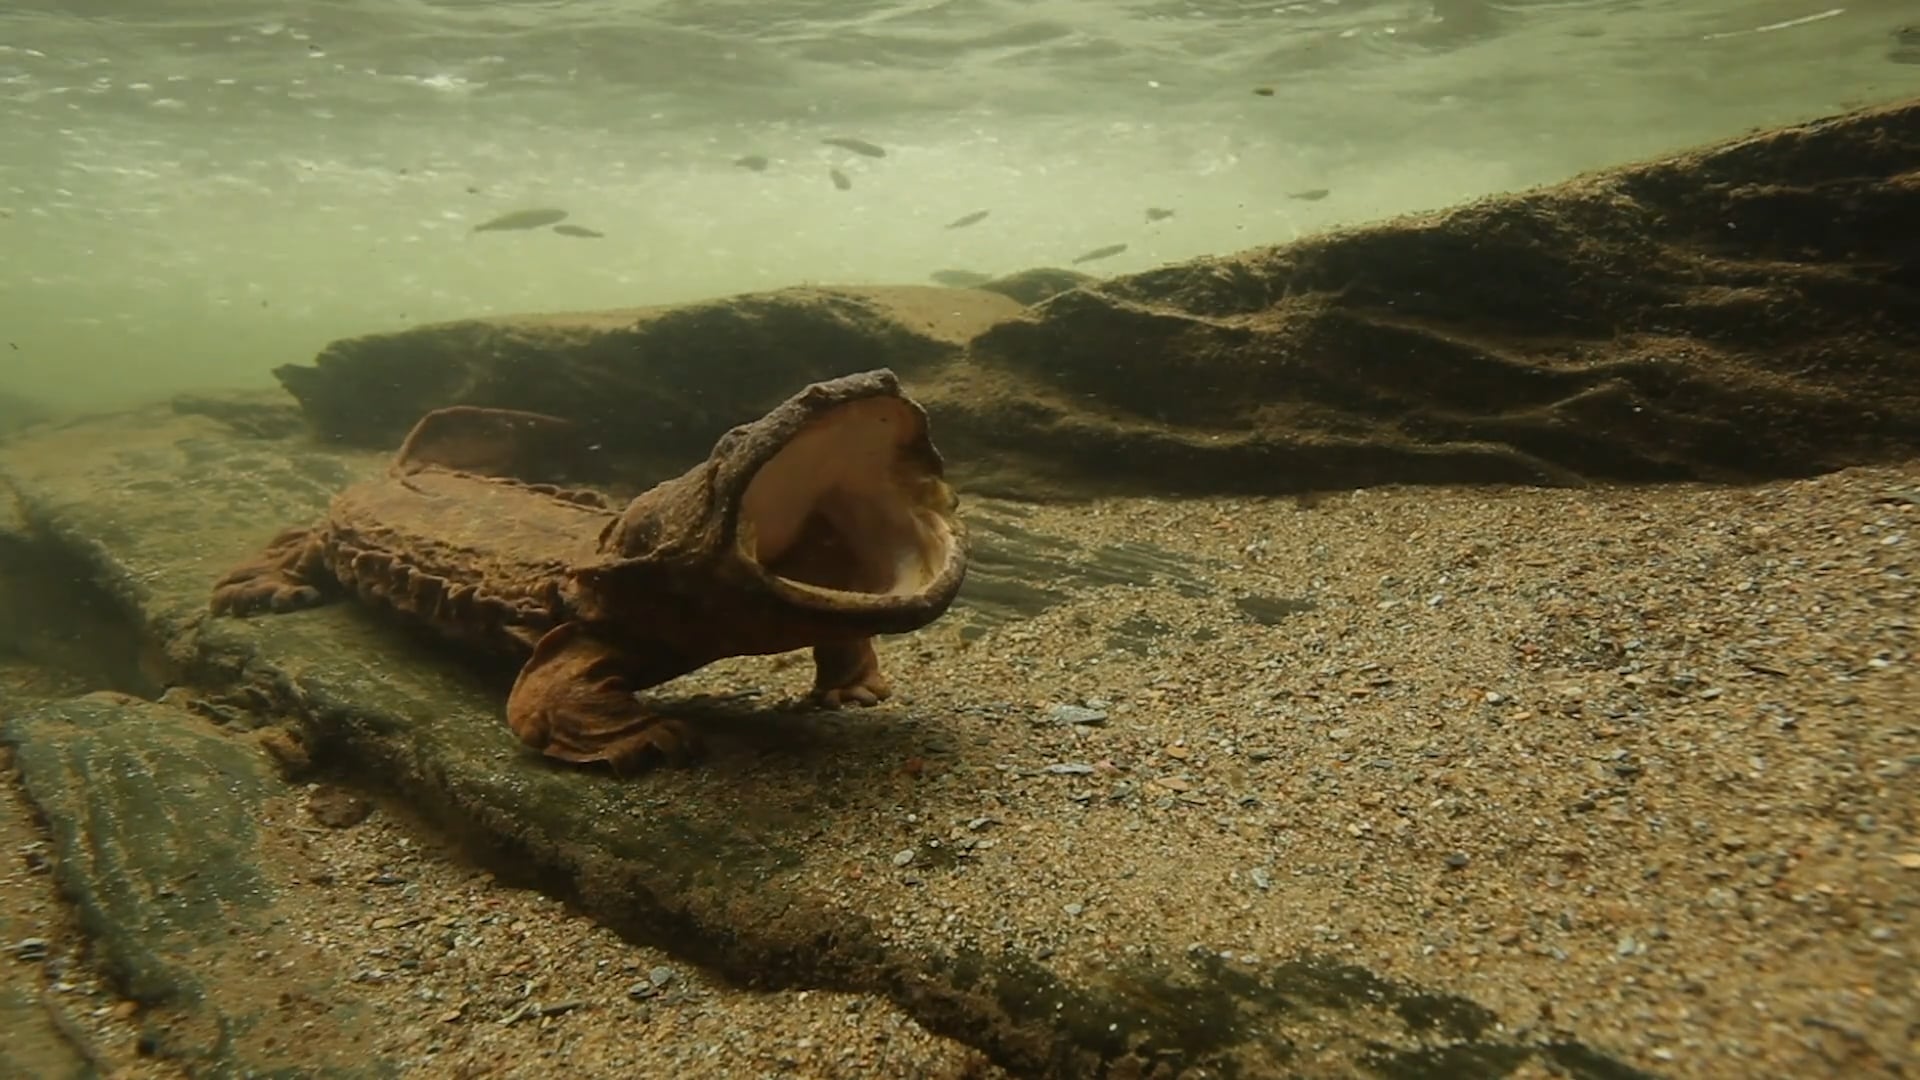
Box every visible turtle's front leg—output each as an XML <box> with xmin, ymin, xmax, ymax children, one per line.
<box><xmin>507</xmin><ymin>622</ymin><xmax>698</xmax><ymax>771</ymax></box>
<box><xmin>209</xmin><ymin>526</ymin><xmax>335</xmax><ymax>616</ymax></box>
<box><xmin>810</xmin><ymin>637</ymin><xmax>892</xmax><ymax>708</ymax></box>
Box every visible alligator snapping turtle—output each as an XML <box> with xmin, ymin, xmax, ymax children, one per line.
<box><xmin>208</xmin><ymin>369</ymin><xmax>968</xmax><ymax>770</ymax></box>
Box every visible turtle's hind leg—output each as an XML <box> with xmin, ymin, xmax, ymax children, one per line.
<box><xmin>209</xmin><ymin>526</ymin><xmax>336</xmax><ymax>616</ymax></box>
<box><xmin>390</xmin><ymin>406</ymin><xmax>600</xmax><ymax>489</ymax></box>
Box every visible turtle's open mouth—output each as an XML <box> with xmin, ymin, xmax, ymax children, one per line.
<box><xmin>735</xmin><ymin>394</ymin><xmax>961</xmax><ymax>605</ymax></box>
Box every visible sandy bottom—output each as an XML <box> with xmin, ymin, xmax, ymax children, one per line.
<box><xmin>5</xmin><ymin>459</ymin><xmax>1917</xmax><ymax>1077</ymax></box>
<box><xmin>675</xmin><ymin>461</ymin><xmax>1917</xmax><ymax>1078</ymax></box>
<box><xmin>0</xmin><ymin>757</ymin><xmax>1003</xmax><ymax>1079</ymax></box>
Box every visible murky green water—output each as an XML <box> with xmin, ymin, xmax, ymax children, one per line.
<box><xmin>1</xmin><ymin>0</ymin><xmax>1915</xmax><ymax>413</ymax></box>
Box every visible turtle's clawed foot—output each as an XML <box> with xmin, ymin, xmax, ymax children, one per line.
<box><xmin>594</xmin><ymin>717</ymin><xmax>701</xmax><ymax>774</ymax></box>
<box><xmin>508</xmin><ymin>623</ymin><xmax>702</xmax><ymax>771</ymax></box>
<box><xmin>809</xmin><ymin>638</ymin><xmax>892</xmax><ymax>709</ymax></box>
<box><xmin>209</xmin><ymin>527</ymin><xmax>331</xmax><ymax>616</ymax></box>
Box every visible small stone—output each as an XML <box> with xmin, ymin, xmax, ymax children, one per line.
<box><xmin>1163</xmin><ymin>744</ymin><xmax>1191</xmax><ymax>760</ymax></box>
<box><xmin>1046</xmin><ymin>704</ymin><xmax>1108</xmax><ymax>726</ymax></box>
<box><xmin>1045</xmin><ymin>762</ymin><xmax>1095</xmax><ymax>775</ymax></box>
<box><xmin>1893</xmin><ymin>853</ymin><xmax>1920</xmax><ymax>870</ymax></box>
<box><xmin>1063</xmin><ymin>902</ymin><xmax>1085</xmax><ymax>917</ymax></box>
<box><xmin>892</xmin><ymin>848</ymin><xmax>917</xmax><ymax>867</ymax></box>
<box><xmin>1248</xmin><ymin>867</ymin><xmax>1272</xmax><ymax>890</ymax></box>
<box><xmin>648</xmin><ymin>965</ymin><xmax>674</xmax><ymax>988</ymax></box>
<box><xmin>1616</xmin><ymin>935</ymin><xmax>1638</xmax><ymax>956</ymax></box>
<box><xmin>12</xmin><ymin>937</ymin><xmax>50</xmax><ymax>962</ymax></box>
<box><xmin>1443</xmin><ymin>852</ymin><xmax>1471</xmax><ymax>870</ymax></box>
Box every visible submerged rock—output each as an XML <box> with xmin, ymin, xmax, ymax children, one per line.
<box><xmin>273</xmin><ymin>285</ymin><xmax>1021</xmax><ymax>481</ymax></box>
<box><xmin>271</xmin><ymin>99</ymin><xmax>1920</xmax><ymax>499</ymax></box>
<box><xmin>0</xmin><ymin>691</ymin><xmax>398</xmax><ymax>1077</ymax></box>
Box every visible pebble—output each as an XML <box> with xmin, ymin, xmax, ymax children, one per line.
<box><xmin>1443</xmin><ymin>852</ymin><xmax>1471</xmax><ymax>870</ymax></box>
<box><xmin>625</xmin><ymin>965</ymin><xmax>678</xmax><ymax>1001</ymax></box>
<box><xmin>1046</xmin><ymin>704</ymin><xmax>1108</xmax><ymax>726</ymax></box>
<box><xmin>1248</xmin><ymin>867</ymin><xmax>1273</xmax><ymax>890</ymax></box>
<box><xmin>12</xmin><ymin>937</ymin><xmax>49</xmax><ymax>962</ymax></box>
<box><xmin>892</xmin><ymin>848</ymin><xmax>918</xmax><ymax>867</ymax></box>
<box><xmin>1045</xmin><ymin>762</ymin><xmax>1095</xmax><ymax>775</ymax></box>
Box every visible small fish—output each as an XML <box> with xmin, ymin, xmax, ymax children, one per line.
<box><xmin>1144</xmin><ymin>207</ymin><xmax>1175</xmax><ymax>222</ymax></box>
<box><xmin>471</xmin><ymin>208</ymin><xmax>569</xmax><ymax>232</ymax></box>
<box><xmin>944</xmin><ymin>210</ymin><xmax>989</xmax><ymax>230</ymax></box>
<box><xmin>930</xmin><ymin>269</ymin><xmax>994</xmax><ymax>288</ymax></box>
<box><xmin>1070</xmin><ymin>243</ymin><xmax>1128</xmax><ymax>265</ymax></box>
<box><xmin>1252</xmin><ymin>86</ymin><xmax>1275</xmax><ymax>97</ymax></box>
<box><xmin>1287</xmin><ymin>188</ymin><xmax>1331</xmax><ymax>201</ymax></box>
<box><xmin>830</xmin><ymin>168</ymin><xmax>852</xmax><ymax>191</ymax></box>
<box><xmin>552</xmin><ymin>224</ymin><xmax>604</xmax><ymax>238</ymax></box>
<box><xmin>734</xmin><ymin>155</ymin><xmax>770</xmax><ymax>172</ymax></box>
<box><xmin>822</xmin><ymin>137</ymin><xmax>887</xmax><ymax>158</ymax></box>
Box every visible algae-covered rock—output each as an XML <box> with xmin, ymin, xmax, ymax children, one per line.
<box><xmin>274</xmin><ymin>286</ymin><xmax>1022</xmax><ymax>472</ymax></box>
<box><xmin>269</xmin><ymin>99</ymin><xmax>1920</xmax><ymax>499</ymax></box>
<box><xmin>0</xmin><ymin>691</ymin><xmax>397</xmax><ymax>1078</ymax></box>
<box><xmin>4</xmin><ymin>693</ymin><xmax>278</xmax><ymax>1007</ymax></box>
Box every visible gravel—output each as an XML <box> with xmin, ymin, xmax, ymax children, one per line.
<box><xmin>662</xmin><ymin>461</ymin><xmax>1919</xmax><ymax>1079</ymax></box>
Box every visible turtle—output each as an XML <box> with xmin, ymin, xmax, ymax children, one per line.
<box><xmin>209</xmin><ymin>368</ymin><xmax>968</xmax><ymax>770</ymax></box>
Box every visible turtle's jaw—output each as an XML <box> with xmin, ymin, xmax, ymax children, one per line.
<box><xmin>733</xmin><ymin>394</ymin><xmax>966</xmax><ymax>624</ymax></box>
